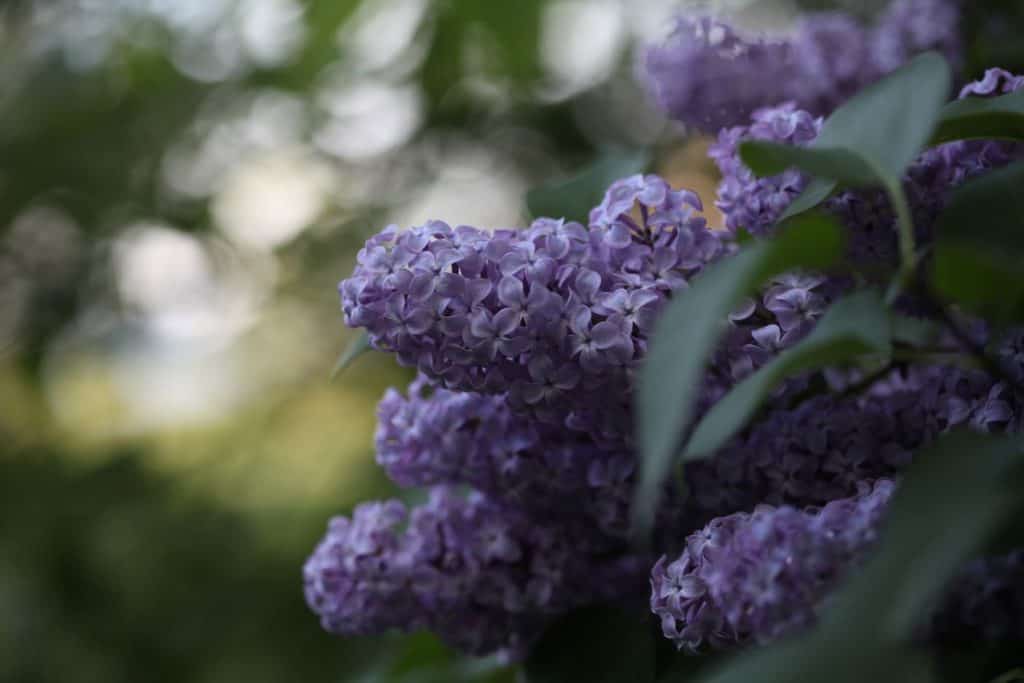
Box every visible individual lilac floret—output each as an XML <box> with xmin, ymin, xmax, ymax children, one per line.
<box><xmin>959</xmin><ymin>67</ymin><xmax>1024</xmax><ymax>97</ymax></box>
<box><xmin>641</xmin><ymin>0</ymin><xmax>961</xmax><ymax>131</ymax></box>
<box><xmin>340</xmin><ymin>174</ymin><xmax>725</xmax><ymax>446</ymax></box>
<box><xmin>651</xmin><ymin>480</ymin><xmax>895</xmax><ymax>652</ymax></box>
<box><xmin>305</xmin><ymin>487</ymin><xmax>647</xmax><ymax>658</ymax></box>
<box><xmin>685</xmin><ymin>364</ymin><xmax>1017</xmax><ymax>525</ymax></box>
<box><xmin>375</xmin><ymin>375</ymin><xmax>636</xmax><ymax>535</ymax></box>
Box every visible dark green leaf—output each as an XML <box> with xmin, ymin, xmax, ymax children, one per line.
<box><xmin>524</xmin><ymin>606</ymin><xmax>655</xmax><ymax>683</ymax></box>
<box><xmin>691</xmin><ymin>636</ymin><xmax>933</xmax><ymax>683</ymax></box>
<box><xmin>932</xmin><ymin>161</ymin><xmax>1024</xmax><ymax>320</ymax></box>
<box><xmin>740</xmin><ymin>52</ymin><xmax>952</xmax><ymax>186</ymax></box>
<box><xmin>890</xmin><ymin>313</ymin><xmax>944</xmax><ymax>347</ymax></box>
<box><xmin>740</xmin><ymin>143</ymin><xmax>879</xmax><ymax>186</ymax></box>
<box><xmin>779</xmin><ymin>177</ymin><xmax>838</xmax><ymax>221</ymax></box>
<box><xmin>331</xmin><ymin>331</ymin><xmax>372</xmax><ymax>379</ymax></box>
<box><xmin>526</xmin><ymin>150</ymin><xmax>650</xmax><ymax>222</ymax></box>
<box><xmin>633</xmin><ymin>214</ymin><xmax>843</xmax><ymax>534</ymax></box>
<box><xmin>931</xmin><ymin>89</ymin><xmax>1024</xmax><ymax>145</ymax></box>
<box><xmin>684</xmin><ymin>290</ymin><xmax>891</xmax><ymax>459</ymax></box>
<box><xmin>936</xmin><ymin>644</ymin><xmax>1024</xmax><ymax>683</ymax></box>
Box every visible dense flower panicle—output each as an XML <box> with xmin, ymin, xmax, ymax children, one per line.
<box><xmin>641</xmin><ymin>17</ymin><xmax>796</xmax><ymax>133</ymax></box>
<box><xmin>651</xmin><ymin>480</ymin><xmax>895</xmax><ymax>652</ymax></box>
<box><xmin>653</xmin><ymin>482</ymin><xmax>1023</xmax><ymax>652</ymax></box>
<box><xmin>684</xmin><ymin>365</ymin><xmax>1018</xmax><ymax>525</ymax></box>
<box><xmin>341</xmin><ymin>174</ymin><xmax>725</xmax><ymax>445</ymax></box>
<box><xmin>375</xmin><ymin>375</ymin><xmax>636</xmax><ymax>535</ymax></box>
<box><xmin>305</xmin><ymin>487</ymin><xmax>648</xmax><ymax>657</ymax></box>
<box><xmin>641</xmin><ymin>0</ymin><xmax>961</xmax><ymax>131</ymax></box>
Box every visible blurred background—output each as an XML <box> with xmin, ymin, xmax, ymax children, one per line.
<box><xmin>1</xmin><ymin>1</ymin><xmax>1021</xmax><ymax>681</ymax></box>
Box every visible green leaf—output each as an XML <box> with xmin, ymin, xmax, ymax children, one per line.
<box><xmin>932</xmin><ymin>161</ymin><xmax>1024</xmax><ymax>320</ymax></box>
<box><xmin>691</xmin><ymin>636</ymin><xmax>933</xmax><ymax>683</ymax></box>
<box><xmin>526</xmin><ymin>150</ymin><xmax>650</xmax><ymax>222</ymax></box>
<box><xmin>740</xmin><ymin>52</ymin><xmax>952</xmax><ymax>186</ymax></box>
<box><xmin>331</xmin><ymin>331</ymin><xmax>372</xmax><ymax>379</ymax></box>
<box><xmin>779</xmin><ymin>177</ymin><xmax>837</xmax><ymax>221</ymax></box>
<box><xmin>890</xmin><ymin>313</ymin><xmax>944</xmax><ymax>347</ymax></box>
<box><xmin>931</xmin><ymin>88</ymin><xmax>1024</xmax><ymax>145</ymax></box>
<box><xmin>524</xmin><ymin>606</ymin><xmax>655</xmax><ymax>683</ymax></box>
<box><xmin>684</xmin><ymin>290</ymin><xmax>891</xmax><ymax>459</ymax></box>
<box><xmin>740</xmin><ymin>143</ymin><xmax>879</xmax><ymax>186</ymax></box>
<box><xmin>633</xmin><ymin>214</ymin><xmax>843</xmax><ymax>535</ymax></box>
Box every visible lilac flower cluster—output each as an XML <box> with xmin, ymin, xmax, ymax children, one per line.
<box><xmin>641</xmin><ymin>0</ymin><xmax>961</xmax><ymax>132</ymax></box>
<box><xmin>685</xmin><ymin>364</ymin><xmax>1018</xmax><ymax>525</ymax></box>
<box><xmin>375</xmin><ymin>375</ymin><xmax>636</xmax><ymax>536</ymax></box>
<box><xmin>709</xmin><ymin>103</ymin><xmax>823</xmax><ymax>236</ymax></box>
<box><xmin>304</xmin><ymin>487</ymin><xmax>647</xmax><ymax>657</ymax></box>
<box><xmin>652</xmin><ymin>481</ymin><xmax>1024</xmax><ymax>651</ymax></box>
<box><xmin>651</xmin><ymin>480</ymin><xmax>895</xmax><ymax>651</ymax></box>
<box><xmin>341</xmin><ymin>175</ymin><xmax>726</xmax><ymax>446</ymax></box>
<box><xmin>318</xmin><ymin>166</ymin><xmax>1022</xmax><ymax>656</ymax></box>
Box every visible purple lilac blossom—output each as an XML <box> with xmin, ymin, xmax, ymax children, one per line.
<box><xmin>684</xmin><ymin>365</ymin><xmax>1018</xmax><ymax>525</ymax></box>
<box><xmin>710</xmin><ymin>270</ymin><xmax>847</xmax><ymax>392</ymax></box>
<box><xmin>375</xmin><ymin>374</ymin><xmax>636</xmax><ymax>535</ymax></box>
<box><xmin>708</xmin><ymin>103</ymin><xmax>822</xmax><ymax>236</ymax></box>
<box><xmin>640</xmin><ymin>0</ymin><xmax>961</xmax><ymax>131</ymax></box>
<box><xmin>650</xmin><ymin>480</ymin><xmax>895</xmax><ymax>652</ymax></box>
<box><xmin>340</xmin><ymin>174</ymin><xmax>725</xmax><ymax>447</ymax></box>
<box><xmin>653</xmin><ymin>482</ymin><xmax>1024</xmax><ymax>651</ymax></box>
<box><xmin>305</xmin><ymin>486</ymin><xmax>647</xmax><ymax>658</ymax></box>
<box><xmin>641</xmin><ymin>17</ymin><xmax>796</xmax><ymax>133</ymax></box>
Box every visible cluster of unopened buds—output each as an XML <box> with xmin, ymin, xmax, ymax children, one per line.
<box><xmin>304</xmin><ymin>0</ymin><xmax>1024</xmax><ymax>660</ymax></box>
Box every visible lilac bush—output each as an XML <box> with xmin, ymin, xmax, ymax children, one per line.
<box><xmin>307</xmin><ymin>3</ymin><xmax>1024</xmax><ymax>675</ymax></box>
